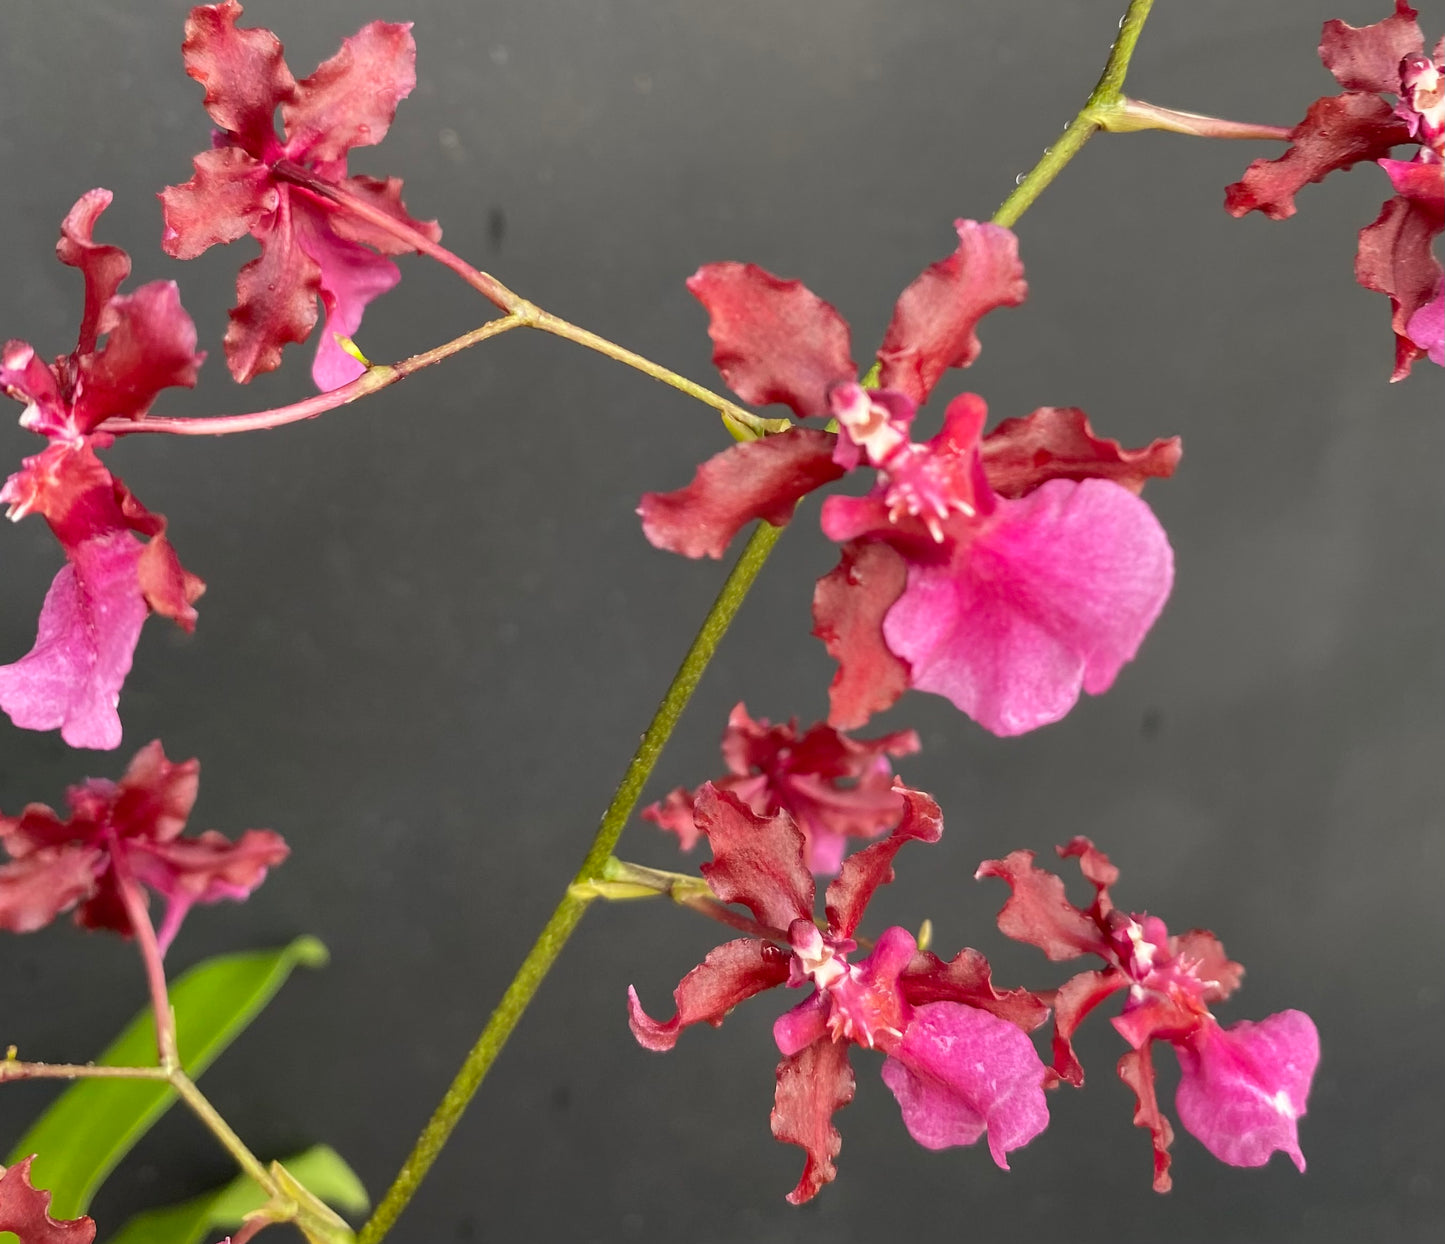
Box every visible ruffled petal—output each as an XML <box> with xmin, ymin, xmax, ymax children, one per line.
<box><xmin>981</xmin><ymin>406</ymin><xmax>1181</xmax><ymax>499</ymax></box>
<box><xmin>823</xmin><ymin>785</ymin><xmax>941</xmax><ymax>940</ymax></box>
<box><xmin>1225</xmin><ymin>92</ymin><xmax>1410</xmax><ymax>220</ymax></box>
<box><xmin>1356</xmin><ymin>162</ymin><xmax>1445</xmax><ymax>380</ymax></box>
<box><xmin>639</xmin><ymin>428</ymin><xmax>842</xmax><ymax>559</ymax></box>
<box><xmin>696</xmin><ymin>783</ymin><xmax>813</xmax><ymax>933</ymax></box>
<box><xmin>812</xmin><ymin>540</ymin><xmax>912</xmax><ymax>730</ymax></box>
<box><xmin>627</xmin><ymin>938</ymin><xmax>791</xmax><ymax>1051</ymax></box>
<box><xmin>0</xmin><ymin>846</ymin><xmax>102</xmax><ymax>933</ymax></box>
<box><xmin>880</xmin><ymin>1001</ymin><xmax>1049</xmax><ymax>1167</ymax></box>
<box><xmin>56</xmin><ymin>189</ymin><xmax>130</xmax><ymax>355</ymax></box>
<box><xmin>1320</xmin><ymin>1</ymin><xmax>1424</xmax><ymax>93</ymax></box>
<box><xmin>223</xmin><ymin>193</ymin><xmax>322</xmax><ymax>383</ymax></box>
<box><xmin>770</xmin><ymin>1037</ymin><xmax>855</xmax><ymax>1204</ymax></box>
<box><xmin>281</xmin><ymin>21</ymin><xmax>418</xmax><ymax>165</ymax></box>
<box><xmin>131</xmin><ymin>827</ymin><xmax>290</xmax><ymax>952</ymax></box>
<box><xmin>900</xmin><ymin>946</ymin><xmax>1052</xmax><ymax>1034</ymax></box>
<box><xmin>160</xmin><ymin>146</ymin><xmax>277</xmax><ymax>260</ymax></box>
<box><xmin>876</xmin><ymin>220</ymin><xmax>1027</xmax><ymax>405</ymax></box>
<box><xmin>685</xmin><ymin>263</ymin><xmax>855</xmax><ymax>417</ymax></box>
<box><xmin>881</xmin><ymin>477</ymin><xmax>1173</xmax><ymax>736</ymax></box>
<box><xmin>974</xmin><ymin>848</ymin><xmax>1111</xmax><ymax>961</ymax></box>
<box><xmin>0</xmin><ymin>532</ymin><xmax>149</xmax><ymax>750</ymax></box>
<box><xmin>1118</xmin><ymin>1045</ymin><xmax>1176</xmax><ymax>1192</ymax></box>
<box><xmin>180</xmin><ymin>0</ymin><xmax>295</xmax><ymax>155</ymax></box>
<box><xmin>73</xmin><ymin>282</ymin><xmax>204</xmax><ymax>430</ymax></box>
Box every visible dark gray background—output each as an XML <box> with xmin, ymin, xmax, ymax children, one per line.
<box><xmin>2</xmin><ymin>2</ymin><xmax>1441</xmax><ymax>1241</ymax></box>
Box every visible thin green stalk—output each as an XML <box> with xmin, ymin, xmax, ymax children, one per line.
<box><xmin>361</xmin><ymin>4</ymin><xmax>1161</xmax><ymax>1237</ymax></box>
<box><xmin>991</xmin><ymin>0</ymin><xmax>1155</xmax><ymax>228</ymax></box>
<box><xmin>357</xmin><ymin>521</ymin><xmax>781</xmax><ymax>1244</ymax></box>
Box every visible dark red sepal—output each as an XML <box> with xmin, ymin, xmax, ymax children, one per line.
<box><xmin>875</xmin><ymin>220</ymin><xmax>1026</xmax><ymax>405</ymax></box>
<box><xmin>980</xmin><ymin>406</ymin><xmax>1181</xmax><ymax>499</ymax></box>
<box><xmin>695</xmin><ymin>783</ymin><xmax>814</xmax><ymax>933</ymax></box>
<box><xmin>771</xmin><ymin>1037</ymin><xmax>856</xmax><ymax>1204</ymax></box>
<box><xmin>1356</xmin><ymin>161</ymin><xmax>1445</xmax><ymax>380</ymax></box>
<box><xmin>812</xmin><ymin>540</ymin><xmax>912</xmax><ymax>730</ymax></box>
<box><xmin>823</xmin><ymin>784</ymin><xmax>941</xmax><ymax>940</ymax></box>
<box><xmin>1225</xmin><ymin>92</ymin><xmax>1411</xmax><ymax>220</ymax></box>
<box><xmin>1118</xmin><ymin>1046</ymin><xmax>1175</xmax><ymax>1193</ymax></box>
<box><xmin>638</xmin><ymin>428</ymin><xmax>842</xmax><ymax>559</ymax></box>
<box><xmin>686</xmin><ymin>263</ymin><xmax>855</xmax><ymax>418</ymax></box>
<box><xmin>899</xmin><ymin>946</ymin><xmax>1051</xmax><ymax>1034</ymax></box>
<box><xmin>627</xmin><ymin>938</ymin><xmax>792</xmax><ymax>1051</ymax></box>
<box><xmin>1320</xmin><ymin>1</ymin><xmax>1424</xmax><ymax>93</ymax></box>
<box><xmin>974</xmin><ymin>848</ymin><xmax>1110</xmax><ymax>961</ymax></box>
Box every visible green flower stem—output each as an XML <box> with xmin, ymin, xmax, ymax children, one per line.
<box><xmin>991</xmin><ymin>0</ymin><xmax>1155</xmax><ymax>228</ymax></box>
<box><xmin>361</xmin><ymin>4</ymin><xmax>1165</xmax><ymax>1238</ymax></box>
<box><xmin>357</xmin><ymin>520</ymin><xmax>782</xmax><ymax>1244</ymax></box>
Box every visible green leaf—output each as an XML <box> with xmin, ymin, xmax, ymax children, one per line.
<box><xmin>6</xmin><ymin>936</ymin><xmax>328</xmax><ymax>1220</ymax></box>
<box><xmin>106</xmin><ymin>1145</ymin><xmax>368</xmax><ymax>1244</ymax></box>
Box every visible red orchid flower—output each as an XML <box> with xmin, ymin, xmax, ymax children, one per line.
<box><xmin>640</xmin><ymin>221</ymin><xmax>1180</xmax><ymax>736</ymax></box>
<box><xmin>0</xmin><ymin>740</ymin><xmax>288</xmax><ymax>953</ymax></box>
<box><xmin>628</xmin><ymin>781</ymin><xmax>1050</xmax><ymax>1203</ymax></box>
<box><xmin>0</xmin><ymin>191</ymin><xmax>204</xmax><ymax>750</ymax></box>
<box><xmin>161</xmin><ymin>1</ymin><xmax>440</xmax><ymax>389</ymax></box>
<box><xmin>1227</xmin><ymin>1</ymin><xmax>1444</xmax><ymax>378</ymax></box>
<box><xmin>978</xmin><ymin>838</ymin><xmax>1320</xmax><ymax>1192</ymax></box>
<box><xmin>642</xmin><ymin>702</ymin><xmax>920</xmax><ymax>873</ymax></box>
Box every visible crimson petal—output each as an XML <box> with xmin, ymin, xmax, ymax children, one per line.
<box><xmin>56</xmin><ymin>190</ymin><xmax>130</xmax><ymax>355</ymax></box>
<box><xmin>876</xmin><ymin>220</ymin><xmax>1026</xmax><ymax>405</ymax></box>
<box><xmin>161</xmin><ymin>147</ymin><xmax>277</xmax><ymax>260</ymax></box>
<box><xmin>1320</xmin><ymin>0</ymin><xmax>1424</xmax><ymax>93</ymax></box>
<box><xmin>696</xmin><ymin>783</ymin><xmax>813</xmax><ymax>932</ymax></box>
<box><xmin>282</xmin><ymin>22</ymin><xmax>418</xmax><ymax>165</ymax></box>
<box><xmin>223</xmin><ymin>195</ymin><xmax>322</xmax><ymax>383</ymax></box>
<box><xmin>1356</xmin><ymin>162</ymin><xmax>1445</xmax><ymax>380</ymax></box>
<box><xmin>981</xmin><ymin>406</ymin><xmax>1181</xmax><ymax>499</ymax></box>
<box><xmin>626</xmin><ymin>938</ymin><xmax>791</xmax><ymax>1051</ymax></box>
<box><xmin>812</xmin><ymin>540</ymin><xmax>911</xmax><ymax>730</ymax></box>
<box><xmin>1225</xmin><ymin>92</ymin><xmax>1410</xmax><ymax>220</ymax></box>
<box><xmin>900</xmin><ymin>946</ymin><xmax>1051</xmax><ymax>1033</ymax></box>
<box><xmin>1118</xmin><ymin>1045</ymin><xmax>1176</xmax><ymax>1192</ymax></box>
<box><xmin>686</xmin><ymin>263</ymin><xmax>855</xmax><ymax>417</ymax></box>
<box><xmin>824</xmin><ymin>784</ymin><xmax>941</xmax><ymax>940</ymax></box>
<box><xmin>975</xmin><ymin>849</ymin><xmax>1110</xmax><ymax>961</ymax></box>
<box><xmin>639</xmin><ymin>428</ymin><xmax>841</xmax><ymax>559</ymax></box>
<box><xmin>181</xmin><ymin>1</ymin><xmax>295</xmax><ymax>156</ymax></box>
<box><xmin>771</xmin><ymin>1037</ymin><xmax>855</xmax><ymax>1204</ymax></box>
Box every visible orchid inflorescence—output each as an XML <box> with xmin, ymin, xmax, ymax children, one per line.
<box><xmin>1</xmin><ymin>2</ymin><xmax>1434</xmax><ymax>1241</ymax></box>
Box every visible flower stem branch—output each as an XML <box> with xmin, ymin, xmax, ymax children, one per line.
<box><xmin>98</xmin><ymin>316</ymin><xmax>525</xmax><ymax>438</ymax></box>
<box><xmin>357</xmin><ymin>519</ymin><xmax>784</xmax><ymax>1244</ymax></box>
<box><xmin>360</xmin><ymin>4</ymin><xmax>1166</xmax><ymax>1237</ymax></box>
<box><xmin>273</xmin><ymin>162</ymin><xmax>779</xmax><ymax>439</ymax></box>
<box><xmin>0</xmin><ymin>1057</ymin><xmax>169</xmax><ymax>1082</ymax></box>
<box><xmin>111</xmin><ymin>848</ymin><xmax>179</xmax><ymax>1071</ymax></box>
<box><xmin>992</xmin><ymin>0</ymin><xmax>1156</xmax><ymax>228</ymax></box>
<box><xmin>1100</xmin><ymin>98</ymin><xmax>1294</xmax><ymax>140</ymax></box>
